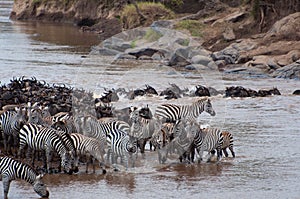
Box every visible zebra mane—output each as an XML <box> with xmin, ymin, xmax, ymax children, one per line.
<box><xmin>193</xmin><ymin>97</ymin><xmax>209</xmax><ymax>104</ymax></box>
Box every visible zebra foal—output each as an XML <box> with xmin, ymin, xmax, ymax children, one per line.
<box><xmin>0</xmin><ymin>156</ymin><xmax>49</xmax><ymax>199</ymax></box>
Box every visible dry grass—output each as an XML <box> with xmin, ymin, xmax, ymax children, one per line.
<box><xmin>174</xmin><ymin>20</ymin><xmax>204</xmax><ymax>37</ymax></box>
<box><xmin>121</xmin><ymin>2</ymin><xmax>175</xmax><ymax>29</ymax></box>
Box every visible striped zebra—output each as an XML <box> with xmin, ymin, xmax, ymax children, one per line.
<box><xmin>70</xmin><ymin>133</ymin><xmax>107</xmax><ymax>173</ymax></box>
<box><xmin>157</xmin><ymin>120</ymin><xmax>194</xmax><ymax>164</ymax></box>
<box><xmin>0</xmin><ymin>107</ymin><xmax>27</xmax><ymax>154</ymax></box>
<box><xmin>0</xmin><ymin>156</ymin><xmax>49</xmax><ymax>199</ymax></box>
<box><xmin>192</xmin><ymin>126</ymin><xmax>224</xmax><ymax>163</ymax></box>
<box><xmin>79</xmin><ymin>115</ymin><xmax>130</xmax><ymax>141</ymax></box>
<box><xmin>214</xmin><ymin>130</ymin><xmax>235</xmax><ymax>158</ymax></box>
<box><xmin>106</xmin><ymin>129</ymin><xmax>137</xmax><ymax>169</ymax></box>
<box><xmin>18</xmin><ymin>123</ymin><xmax>74</xmax><ymax>174</ymax></box>
<box><xmin>154</xmin><ymin>98</ymin><xmax>216</xmax><ymax>123</ymax></box>
<box><xmin>51</xmin><ymin>120</ymin><xmax>77</xmax><ymax>134</ymax></box>
<box><xmin>151</xmin><ymin>122</ymin><xmax>175</xmax><ymax>150</ymax></box>
<box><xmin>129</xmin><ymin>107</ymin><xmax>157</xmax><ymax>156</ymax></box>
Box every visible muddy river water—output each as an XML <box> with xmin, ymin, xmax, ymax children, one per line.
<box><xmin>1</xmin><ymin>1</ymin><xmax>300</xmax><ymax>198</ymax></box>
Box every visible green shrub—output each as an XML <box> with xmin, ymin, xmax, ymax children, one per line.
<box><xmin>174</xmin><ymin>20</ymin><xmax>204</xmax><ymax>37</ymax></box>
<box><xmin>121</xmin><ymin>2</ymin><xmax>175</xmax><ymax>29</ymax></box>
<box><xmin>143</xmin><ymin>29</ymin><xmax>163</xmax><ymax>42</ymax></box>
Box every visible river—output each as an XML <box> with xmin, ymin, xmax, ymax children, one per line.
<box><xmin>1</xmin><ymin>1</ymin><xmax>300</xmax><ymax>199</ymax></box>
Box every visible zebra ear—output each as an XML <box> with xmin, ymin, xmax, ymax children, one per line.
<box><xmin>207</xmin><ymin>98</ymin><xmax>210</xmax><ymax>103</ymax></box>
<box><xmin>36</xmin><ymin>174</ymin><xmax>44</xmax><ymax>180</ymax></box>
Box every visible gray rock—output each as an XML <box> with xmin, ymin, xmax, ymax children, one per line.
<box><xmin>207</xmin><ymin>61</ymin><xmax>218</xmax><ymax>70</ymax></box>
<box><xmin>185</xmin><ymin>65</ymin><xmax>196</xmax><ymax>70</ymax></box>
<box><xmin>191</xmin><ymin>55</ymin><xmax>212</xmax><ymax>66</ymax></box>
<box><xmin>151</xmin><ymin>20</ymin><xmax>173</xmax><ymax>29</ymax></box>
<box><xmin>175</xmin><ymin>38</ymin><xmax>190</xmax><ymax>46</ymax></box>
<box><xmin>90</xmin><ymin>47</ymin><xmax>121</xmax><ymax>56</ymax></box>
<box><xmin>271</xmin><ymin>62</ymin><xmax>300</xmax><ymax>79</ymax></box>
<box><xmin>168</xmin><ymin>47</ymin><xmax>191</xmax><ymax>67</ymax></box>
<box><xmin>113</xmin><ymin>53</ymin><xmax>136</xmax><ymax>60</ymax></box>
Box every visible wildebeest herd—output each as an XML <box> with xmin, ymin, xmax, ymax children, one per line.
<box><xmin>0</xmin><ymin>76</ymin><xmax>284</xmax><ymax>198</ymax></box>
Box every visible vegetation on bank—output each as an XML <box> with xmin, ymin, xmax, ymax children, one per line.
<box><xmin>174</xmin><ymin>20</ymin><xmax>204</xmax><ymax>37</ymax></box>
<box><xmin>120</xmin><ymin>2</ymin><xmax>175</xmax><ymax>29</ymax></box>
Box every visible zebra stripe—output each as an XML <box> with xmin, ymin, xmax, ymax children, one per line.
<box><xmin>129</xmin><ymin>108</ymin><xmax>157</xmax><ymax>155</ymax></box>
<box><xmin>154</xmin><ymin>98</ymin><xmax>216</xmax><ymax>123</ymax></box>
<box><xmin>106</xmin><ymin>129</ymin><xmax>137</xmax><ymax>169</ymax></box>
<box><xmin>0</xmin><ymin>156</ymin><xmax>49</xmax><ymax>199</ymax></box>
<box><xmin>0</xmin><ymin>108</ymin><xmax>26</xmax><ymax>153</ymax></box>
<box><xmin>18</xmin><ymin>123</ymin><xmax>74</xmax><ymax>174</ymax></box>
<box><xmin>70</xmin><ymin>133</ymin><xmax>107</xmax><ymax>173</ymax></box>
<box><xmin>79</xmin><ymin>115</ymin><xmax>129</xmax><ymax>141</ymax></box>
<box><xmin>151</xmin><ymin>122</ymin><xmax>174</xmax><ymax>150</ymax></box>
<box><xmin>220</xmin><ymin>131</ymin><xmax>235</xmax><ymax>158</ymax></box>
<box><xmin>165</xmin><ymin>120</ymin><xmax>194</xmax><ymax>163</ymax></box>
<box><xmin>193</xmin><ymin>127</ymin><xmax>224</xmax><ymax>162</ymax></box>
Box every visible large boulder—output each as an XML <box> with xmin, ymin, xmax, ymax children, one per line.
<box><xmin>271</xmin><ymin>61</ymin><xmax>300</xmax><ymax>79</ymax></box>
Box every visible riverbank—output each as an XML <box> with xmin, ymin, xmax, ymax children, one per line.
<box><xmin>9</xmin><ymin>0</ymin><xmax>300</xmax><ymax>79</ymax></box>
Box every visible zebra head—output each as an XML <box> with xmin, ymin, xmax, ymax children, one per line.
<box><xmin>61</xmin><ymin>151</ymin><xmax>73</xmax><ymax>175</ymax></box>
<box><xmin>203</xmin><ymin>99</ymin><xmax>216</xmax><ymax>116</ymax></box>
<box><xmin>13</xmin><ymin>106</ymin><xmax>27</xmax><ymax>131</ymax></box>
<box><xmin>128</xmin><ymin>136</ymin><xmax>138</xmax><ymax>153</ymax></box>
<box><xmin>157</xmin><ymin>146</ymin><xmax>168</xmax><ymax>164</ymax></box>
<box><xmin>33</xmin><ymin>174</ymin><xmax>50</xmax><ymax>198</ymax></box>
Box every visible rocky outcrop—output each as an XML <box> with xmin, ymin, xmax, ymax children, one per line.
<box><xmin>212</xmin><ymin>12</ymin><xmax>300</xmax><ymax>79</ymax></box>
<box><xmin>271</xmin><ymin>61</ymin><xmax>300</xmax><ymax>79</ymax></box>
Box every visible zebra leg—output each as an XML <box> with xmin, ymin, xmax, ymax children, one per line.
<box><xmin>223</xmin><ymin>148</ymin><xmax>229</xmax><ymax>157</ymax></box>
<box><xmin>139</xmin><ymin>139</ymin><xmax>147</xmax><ymax>158</ymax></box>
<box><xmin>17</xmin><ymin>141</ymin><xmax>26</xmax><ymax>159</ymax></box>
<box><xmin>7</xmin><ymin>135</ymin><xmax>13</xmax><ymax>155</ymax></box>
<box><xmin>2</xmin><ymin>175</ymin><xmax>11</xmax><ymax>199</ymax></box>
<box><xmin>92</xmin><ymin>157</ymin><xmax>96</xmax><ymax>173</ymax></box>
<box><xmin>121</xmin><ymin>154</ymin><xmax>129</xmax><ymax>170</ymax></box>
<box><xmin>229</xmin><ymin>146</ymin><xmax>235</xmax><ymax>158</ymax></box>
<box><xmin>197</xmin><ymin>148</ymin><xmax>204</xmax><ymax>163</ymax></box>
<box><xmin>45</xmin><ymin>149</ymin><xmax>52</xmax><ymax>173</ymax></box>
<box><xmin>216</xmin><ymin>145</ymin><xmax>222</xmax><ymax>161</ymax></box>
<box><xmin>85</xmin><ymin>155</ymin><xmax>90</xmax><ymax>173</ymax></box>
<box><xmin>2</xmin><ymin>132</ymin><xmax>8</xmax><ymax>154</ymax></box>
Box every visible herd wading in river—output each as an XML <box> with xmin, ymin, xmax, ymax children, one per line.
<box><xmin>0</xmin><ymin>76</ymin><xmax>283</xmax><ymax>198</ymax></box>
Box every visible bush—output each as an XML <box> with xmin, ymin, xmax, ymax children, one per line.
<box><xmin>174</xmin><ymin>20</ymin><xmax>204</xmax><ymax>37</ymax></box>
<box><xmin>121</xmin><ymin>2</ymin><xmax>175</xmax><ymax>29</ymax></box>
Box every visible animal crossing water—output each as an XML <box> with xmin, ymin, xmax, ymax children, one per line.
<box><xmin>1</xmin><ymin>1</ymin><xmax>300</xmax><ymax>198</ymax></box>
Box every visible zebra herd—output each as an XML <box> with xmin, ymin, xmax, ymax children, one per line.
<box><xmin>0</xmin><ymin>97</ymin><xmax>235</xmax><ymax>198</ymax></box>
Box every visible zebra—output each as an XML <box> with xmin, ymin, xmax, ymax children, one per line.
<box><xmin>154</xmin><ymin>98</ymin><xmax>216</xmax><ymax>123</ymax></box>
<box><xmin>51</xmin><ymin>120</ymin><xmax>77</xmax><ymax>134</ymax></box>
<box><xmin>106</xmin><ymin>129</ymin><xmax>137</xmax><ymax>169</ymax></box>
<box><xmin>151</xmin><ymin>122</ymin><xmax>175</xmax><ymax>150</ymax></box>
<box><xmin>79</xmin><ymin>114</ymin><xmax>130</xmax><ymax>141</ymax></box>
<box><xmin>190</xmin><ymin>125</ymin><xmax>224</xmax><ymax>163</ymax></box>
<box><xmin>129</xmin><ymin>107</ymin><xmax>158</xmax><ymax>157</ymax></box>
<box><xmin>0</xmin><ymin>156</ymin><xmax>49</xmax><ymax>199</ymax></box>
<box><xmin>18</xmin><ymin>123</ymin><xmax>74</xmax><ymax>174</ymax></box>
<box><xmin>157</xmin><ymin>120</ymin><xmax>194</xmax><ymax>164</ymax></box>
<box><xmin>70</xmin><ymin>133</ymin><xmax>107</xmax><ymax>173</ymax></box>
<box><xmin>0</xmin><ymin>107</ymin><xmax>27</xmax><ymax>154</ymax></box>
<box><xmin>211</xmin><ymin>130</ymin><xmax>235</xmax><ymax>158</ymax></box>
